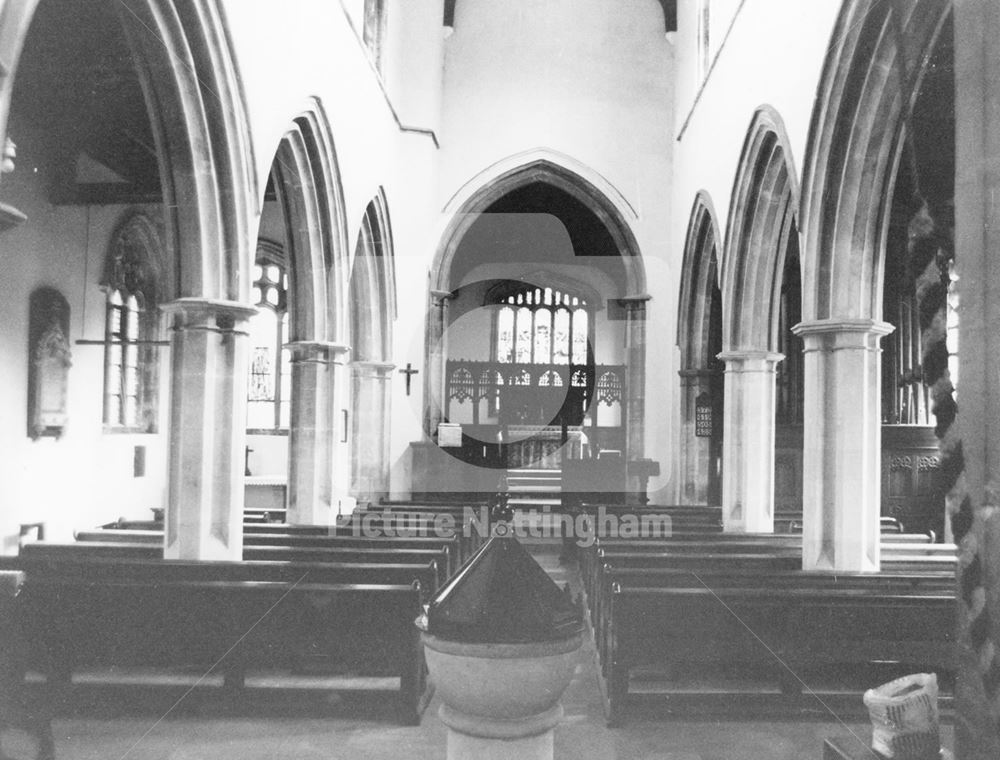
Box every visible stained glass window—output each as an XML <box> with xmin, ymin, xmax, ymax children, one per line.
<box><xmin>492</xmin><ymin>285</ymin><xmax>590</xmax><ymax>366</ymax></box>
<box><xmin>515</xmin><ymin>307</ymin><xmax>533</xmax><ymax>363</ymax></box>
<box><xmin>552</xmin><ymin>309</ymin><xmax>570</xmax><ymax>365</ymax></box>
<box><xmin>496</xmin><ymin>307</ymin><xmax>514</xmax><ymax>363</ymax></box>
<box><xmin>571</xmin><ymin>309</ymin><xmax>588</xmax><ymax>365</ymax></box>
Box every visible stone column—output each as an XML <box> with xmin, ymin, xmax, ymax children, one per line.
<box><xmin>423</xmin><ymin>289</ymin><xmax>453</xmax><ymax>438</ymax></box>
<box><xmin>954</xmin><ymin>1</ymin><xmax>1000</xmax><ymax>753</ymax></box>
<box><xmin>285</xmin><ymin>340</ymin><xmax>351</xmax><ymax>525</ymax></box>
<box><xmin>161</xmin><ymin>298</ymin><xmax>256</xmax><ymax>560</ymax></box>
<box><xmin>351</xmin><ymin>360</ymin><xmax>395</xmax><ymax>506</ymax></box>
<box><xmin>717</xmin><ymin>351</ymin><xmax>783</xmax><ymax>533</ymax></box>
<box><xmin>677</xmin><ymin>369</ymin><xmax>716</xmax><ymax>504</ymax></box>
<box><xmin>621</xmin><ymin>295</ymin><xmax>650</xmax><ymax>497</ymax></box>
<box><xmin>792</xmin><ymin>319</ymin><xmax>893</xmax><ymax>572</ymax></box>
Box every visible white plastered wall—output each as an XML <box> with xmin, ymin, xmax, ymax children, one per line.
<box><xmin>434</xmin><ymin>0</ymin><xmax>675</xmax><ymax>494</ymax></box>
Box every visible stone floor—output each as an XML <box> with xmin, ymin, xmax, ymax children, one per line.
<box><xmin>1</xmin><ymin>543</ymin><xmax>952</xmax><ymax>760</ymax></box>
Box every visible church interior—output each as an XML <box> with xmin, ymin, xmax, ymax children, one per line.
<box><xmin>1</xmin><ymin>0</ymin><xmax>999</xmax><ymax>758</ymax></box>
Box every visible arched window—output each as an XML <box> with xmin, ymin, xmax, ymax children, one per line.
<box><xmin>492</xmin><ymin>285</ymin><xmax>592</xmax><ymax>367</ymax></box>
<box><xmin>247</xmin><ymin>240</ymin><xmax>290</xmax><ymax>432</ymax></box>
<box><xmin>102</xmin><ymin>214</ymin><xmax>162</xmax><ymax>432</ymax></box>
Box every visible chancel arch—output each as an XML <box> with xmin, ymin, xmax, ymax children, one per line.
<box><xmin>676</xmin><ymin>192</ymin><xmax>724</xmax><ymax>506</ymax></box>
<box><xmin>0</xmin><ymin>0</ymin><xmax>255</xmax><ymax>559</ymax></box>
<box><xmin>349</xmin><ymin>191</ymin><xmax>397</xmax><ymax>506</ymax></box>
<box><xmin>797</xmin><ymin>0</ymin><xmax>955</xmax><ymax>574</ymax></box>
<box><xmin>424</xmin><ymin>159</ymin><xmax>646</xmax><ymax>499</ymax></box>
<box><xmin>246</xmin><ymin>106</ymin><xmax>351</xmax><ymax>525</ymax></box>
<box><xmin>718</xmin><ymin>107</ymin><xmax>801</xmax><ymax>533</ymax></box>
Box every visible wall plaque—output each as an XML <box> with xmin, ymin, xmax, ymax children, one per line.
<box><xmin>28</xmin><ymin>287</ymin><xmax>72</xmax><ymax>439</ymax></box>
<box><xmin>695</xmin><ymin>392</ymin><xmax>713</xmax><ymax>437</ymax></box>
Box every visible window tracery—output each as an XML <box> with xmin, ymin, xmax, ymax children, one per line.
<box><xmin>102</xmin><ymin>214</ymin><xmax>161</xmax><ymax>432</ymax></box>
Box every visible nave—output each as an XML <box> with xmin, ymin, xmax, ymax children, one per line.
<box><xmin>3</xmin><ymin>0</ymin><xmax>1000</xmax><ymax>755</ymax></box>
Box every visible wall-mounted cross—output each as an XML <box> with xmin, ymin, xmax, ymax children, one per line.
<box><xmin>399</xmin><ymin>363</ymin><xmax>419</xmax><ymax>395</ymax></box>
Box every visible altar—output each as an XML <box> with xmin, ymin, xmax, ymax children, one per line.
<box><xmin>505</xmin><ymin>426</ymin><xmax>583</xmax><ymax>470</ymax></box>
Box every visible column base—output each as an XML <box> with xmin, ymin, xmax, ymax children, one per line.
<box><xmin>440</xmin><ymin>703</ymin><xmax>561</xmax><ymax>760</ymax></box>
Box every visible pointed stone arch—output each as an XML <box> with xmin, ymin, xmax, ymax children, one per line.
<box><xmin>271</xmin><ymin>101</ymin><xmax>351</xmax><ymax>345</ymax></box>
<box><xmin>426</xmin><ymin>158</ymin><xmax>648</xmax><ymax>481</ymax></box>
<box><xmin>795</xmin><ymin>0</ymin><xmax>952</xmax><ymax>572</ymax></box>
<box><xmin>0</xmin><ymin>0</ymin><xmax>255</xmax><ymax>560</ymax></box>
<box><xmin>716</xmin><ymin>107</ymin><xmax>800</xmax><ymax>532</ymax></box>
<box><xmin>721</xmin><ymin>106</ymin><xmax>799</xmax><ymax>352</ymax></box>
<box><xmin>800</xmin><ymin>0</ymin><xmax>949</xmax><ymax>321</ymax></box>
<box><xmin>350</xmin><ymin>190</ymin><xmax>396</xmax><ymax>505</ymax></box>
<box><xmin>677</xmin><ymin>193</ymin><xmax>722</xmax><ymax>371</ymax></box>
<box><xmin>676</xmin><ymin>192</ymin><xmax>724</xmax><ymax>505</ymax></box>
<box><xmin>265</xmin><ymin>100</ymin><xmax>352</xmax><ymax>524</ymax></box>
<box><xmin>433</xmin><ymin>155</ymin><xmax>645</xmax><ymax>295</ymax></box>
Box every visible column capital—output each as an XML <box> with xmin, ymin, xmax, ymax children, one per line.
<box><xmin>617</xmin><ymin>293</ymin><xmax>652</xmax><ymax>312</ymax></box>
<box><xmin>717</xmin><ymin>350</ymin><xmax>784</xmax><ymax>370</ymax></box>
<box><xmin>791</xmin><ymin>318</ymin><xmax>894</xmax><ymax>338</ymax></box>
<box><xmin>161</xmin><ymin>297</ymin><xmax>258</xmax><ymax>320</ymax></box>
<box><xmin>285</xmin><ymin>340</ymin><xmax>351</xmax><ymax>363</ymax></box>
<box><xmin>352</xmin><ymin>360</ymin><xmax>396</xmax><ymax>378</ymax></box>
<box><xmin>430</xmin><ymin>288</ymin><xmax>455</xmax><ymax>302</ymax></box>
<box><xmin>161</xmin><ymin>298</ymin><xmax>257</xmax><ymax>333</ymax></box>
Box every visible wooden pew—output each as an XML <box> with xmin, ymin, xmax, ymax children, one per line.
<box><xmin>75</xmin><ymin>529</ymin><xmax>161</xmax><ymax>544</ymax></box>
<box><xmin>583</xmin><ymin>549</ymin><xmax>955</xmax><ymax>625</ymax></box>
<box><xmin>603</xmin><ymin>584</ymin><xmax>954</xmax><ymax>725</ymax></box>
<box><xmin>579</xmin><ymin>534</ymin><xmax>953</xmax><ymax>600</ymax></box>
<box><xmin>589</xmin><ymin>564</ymin><xmax>955</xmax><ymax>674</ymax></box>
<box><xmin>241</xmin><ymin>533</ymin><xmax>461</xmax><ymax>576</ymax></box>
<box><xmin>243</xmin><ymin>507</ymin><xmax>287</xmax><ymax>524</ymax></box>
<box><xmin>14</xmin><ymin>574</ymin><xmax>432</xmax><ymax>724</ymax></box>
<box><xmin>10</xmin><ymin>554</ymin><xmax>443</xmax><ymax>600</ymax></box>
<box><xmin>86</xmin><ymin>511</ymin><xmax>480</xmax><ymax>567</ymax></box>
<box><xmin>583</xmin><ymin>545</ymin><xmax>803</xmax><ymax>598</ymax></box>
<box><xmin>576</xmin><ymin>531</ymin><xmax>955</xmax><ymax>722</ymax></box>
<box><xmin>21</xmin><ymin>542</ymin><xmax>452</xmax><ymax>589</ymax></box>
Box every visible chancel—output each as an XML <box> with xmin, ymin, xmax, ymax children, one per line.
<box><xmin>0</xmin><ymin>0</ymin><xmax>997</xmax><ymax>758</ymax></box>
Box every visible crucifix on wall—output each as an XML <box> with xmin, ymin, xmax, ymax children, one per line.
<box><xmin>399</xmin><ymin>363</ymin><xmax>419</xmax><ymax>395</ymax></box>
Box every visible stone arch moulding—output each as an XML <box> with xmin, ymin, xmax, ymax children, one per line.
<box><xmin>2</xmin><ymin>0</ymin><xmax>257</xmax><ymax>299</ymax></box>
<box><xmin>348</xmin><ymin>189</ymin><xmax>397</xmax><ymax>505</ymax></box>
<box><xmin>715</xmin><ymin>107</ymin><xmax>800</xmax><ymax>533</ymax></box>
<box><xmin>677</xmin><ymin>191</ymin><xmax>723</xmax><ymax>371</ymax></box>
<box><xmin>675</xmin><ymin>191</ymin><xmax>724</xmax><ymax>506</ymax></box>
<box><xmin>721</xmin><ymin>105</ymin><xmax>800</xmax><ymax>352</ymax></box>
<box><xmin>125</xmin><ymin>0</ymin><xmax>257</xmax><ymax>302</ymax></box>
<box><xmin>433</xmin><ymin>150</ymin><xmax>645</xmax><ymax>295</ymax></box>
<box><xmin>0</xmin><ymin>0</ymin><xmax>43</xmax><ymax>181</ymax></box>
<box><xmin>791</xmin><ymin>0</ymin><xmax>952</xmax><ymax>577</ymax></box>
<box><xmin>351</xmin><ymin>189</ymin><xmax>397</xmax><ymax>363</ymax></box>
<box><xmin>799</xmin><ymin>0</ymin><xmax>951</xmax><ymax>322</ymax></box>
<box><xmin>270</xmin><ymin>99</ymin><xmax>352</xmax><ymax>345</ymax></box>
